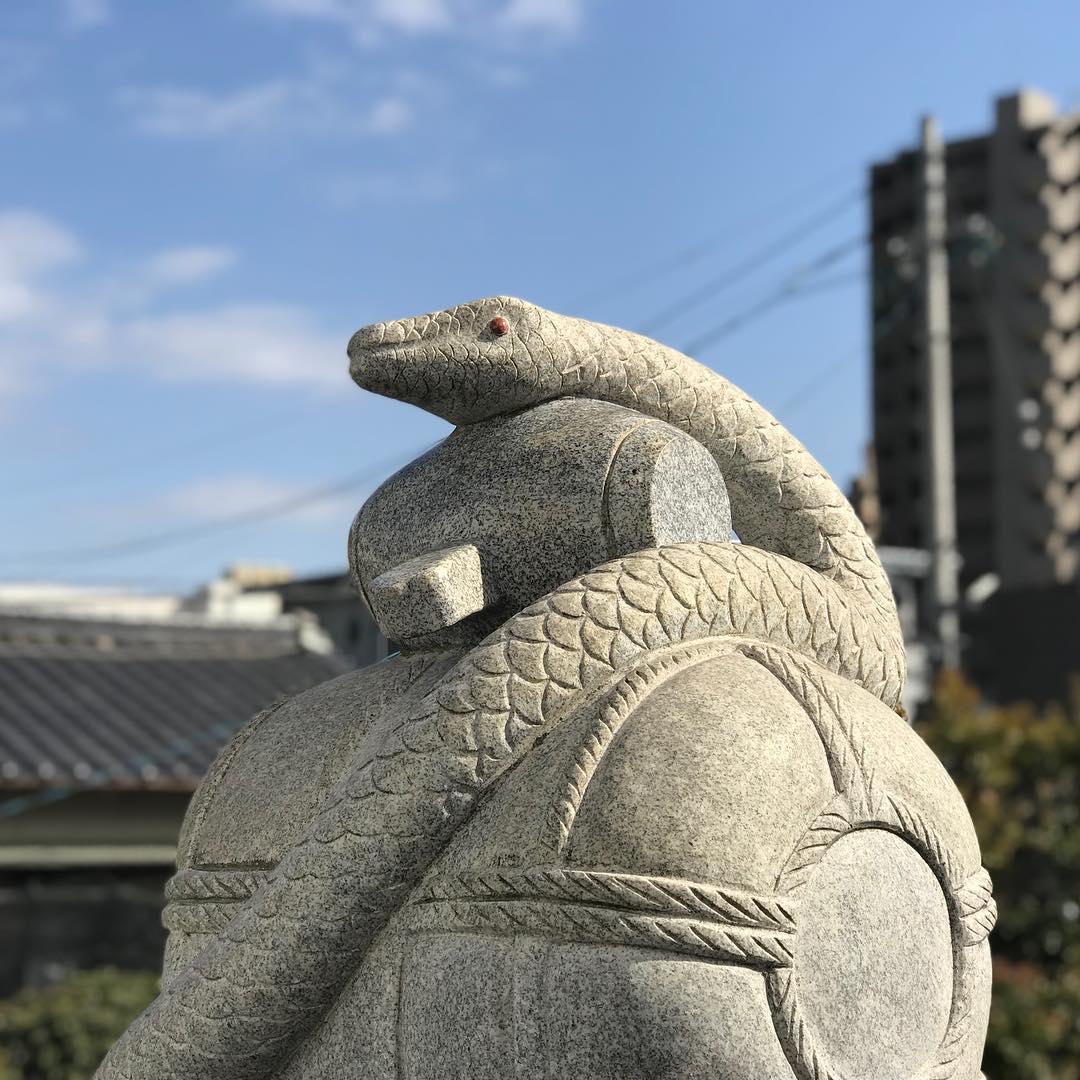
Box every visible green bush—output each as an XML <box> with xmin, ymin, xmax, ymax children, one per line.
<box><xmin>0</xmin><ymin>968</ymin><xmax>158</xmax><ymax>1080</ymax></box>
<box><xmin>918</xmin><ymin>673</ymin><xmax>1080</xmax><ymax>1079</ymax></box>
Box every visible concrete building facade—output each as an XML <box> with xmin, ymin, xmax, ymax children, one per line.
<box><xmin>870</xmin><ymin>90</ymin><xmax>1080</xmax><ymax>594</ymax></box>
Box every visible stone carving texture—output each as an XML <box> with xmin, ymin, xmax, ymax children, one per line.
<box><xmin>98</xmin><ymin>298</ymin><xmax>993</xmax><ymax>1079</ymax></box>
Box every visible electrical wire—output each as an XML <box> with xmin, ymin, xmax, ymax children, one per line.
<box><xmin>569</xmin><ymin>167</ymin><xmax>864</xmax><ymax>310</ymax></box>
<box><xmin>679</xmin><ymin>238</ymin><xmax>866</xmax><ymax>356</ymax></box>
<box><xmin>0</xmin><ymin>444</ymin><xmax>430</xmax><ymax>568</ymax></box>
<box><xmin>4</xmin><ymin>398</ymin><xmax>335</xmax><ymax>500</ymax></box>
<box><xmin>636</xmin><ymin>188</ymin><xmax>864</xmax><ymax>337</ymax></box>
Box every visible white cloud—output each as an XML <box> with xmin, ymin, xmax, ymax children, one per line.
<box><xmin>246</xmin><ymin>0</ymin><xmax>584</xmax><ymax>40</ymax></box>
<box><xmin>485</xmin><ymin>65</ymin><xmax>528</xmax><ymax>87</ymax></box>
<box><xmin>248</xmin><ymin>0</ymin><xmax>451</xmax><ymax>39</ymax></box>
<box><xmin>119</xmin><ymin>82</ymin><xmax>297</xmax><ymax>138</ymax></box>
<box><xmin>0</xmin><ymin>211</ymin><xmax>82</xmax><ymax>278</ymax></box>
<box><xmin>499</xmin><ymin>0</ymin><xmax>583</xmax><ymax>33</ymax></box>
<box><xmin>364</xmin><ymin>96</ymin><xmax>414</xmax><ymax>135</ymax></box>
<box><xmin>0</xmin><ymin>211</ymin><xmax>346</xmax><ymax>411</ymax></box>
<box><xmin>122</xmin><ymin>305</ymin><xmax>344</xmax><ymax>388</ymax></box>
<box><xmin>62</xmin><ymin>0</ymin><xmax>111</xmax><ymax>30</ymax></box>
<box><xmin>119</xmin><ymin>79</ymin><xmax>416</xmax><ymax>139</ymax></box>
<box><xmin>371</xmin><ymin>0</ymin><xmax>451</xmax><ymax>32</ymax></box>
<box><xmin>153</xmin><ymin>472</ymin><xmax>354</xmax><ymax>524</ymax></box>
<box><xmin>0</xmin><ymin>210</ymin><xmax>82</xmax><ymax>322</ymax></box>
<box><xmin>144</xmin><ymin>246</ymin><xmax>237</xmax><ymax>285</ymax></box>
<box><xmin>324</xmin><ymin>168</ymin><xmax>456</xmax><ymax>206</ymax></box>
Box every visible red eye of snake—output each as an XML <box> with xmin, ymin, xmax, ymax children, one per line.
<box><xmin>489</xmin><ymin>316</ymin><xmax>510</xmax><ymax>336</ymax></box>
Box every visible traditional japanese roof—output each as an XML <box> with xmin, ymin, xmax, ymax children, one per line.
<box><xmin>0</xmin><ymin>613</ymin><xmax>351</xmax><ymax>792</ymax></box>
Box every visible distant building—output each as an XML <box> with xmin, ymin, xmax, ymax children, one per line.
<box><xmin>0</xmin><ymin>572</ymin><xmax>357</xmax><ymax>992</ymax></box>
<box><xmin>870</xmin><ymin>89</ymin><xmax>1079</xmax><ymax>592</ymax></box>
<box><xmin>252</xmin><ymin>571</ymin><xmax>392</xmax><ymax>667</ymax></box>
<box><xmin>865</xmin><ymin>89</ymin><xmax>1080</xmax><ymax>702</ymax></box>
<box><xmin>965</xmin><ymin>584</ymin><xmax>1080</xmax><ymax>706</ymax></box>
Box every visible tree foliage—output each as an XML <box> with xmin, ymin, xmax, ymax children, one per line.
<box><xmin>918</xmin><ymin>672</ymin><xmax>1080</xmax><ymax>1079</ymax></box>
<box><xmin>0</xmin><ymin>968</ymin><xmax>158</xmax><ymax>1080</ymax></box>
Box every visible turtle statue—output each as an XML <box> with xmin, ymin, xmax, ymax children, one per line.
<box><xmin>97</xmin><ymin>297</ymin><xmax>994</xmax><ymax>1079</ymax></box>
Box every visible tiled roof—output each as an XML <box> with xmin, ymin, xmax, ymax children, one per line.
<box><xmin>0</xmin><ymin>614</ymin><xmax>351</xmax><ymax>792</ymax></box>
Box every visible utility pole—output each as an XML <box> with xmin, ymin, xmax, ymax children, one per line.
<box><xmin>918</xmin><ymin>115</ymin><xmax>962</xmax><ymax>669</ymax></box>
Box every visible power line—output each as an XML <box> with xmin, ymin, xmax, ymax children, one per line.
<box><xmin>2</xmin><ymin>188</ymin><xmax>872</xmax><ymax>570</ymax></box>
<box><xmin>569</xmin><ymin>167</ymin><xmax>863</xmax><ymax>310</ymax></box>
<box><xmin>773</xmin><ymin>345</ymin><xmax>862</xmax><ymax>419</ymax></box>
<box><xmin>0</xmin><ymin>444</ymin><xmax>428</xmax><ymax>568</ymax></box>
<box><xmin>636</xmin><ymin>188</ymin><xmax>864</xmax><ymax>337</ymax></box>
<box><xmin>5</xmin><ymin>398</ymin><xmax>334</xmax><ymax>501</ymax></box>
<box><xmin>769</xmin><ymin>280</ymin><xmax>923</xmax><ymax>422</ymax></box>
<box><xmin>678</xmin><ymin>237</ymin><xmax>866</xmax><ymax>357</ymax></box>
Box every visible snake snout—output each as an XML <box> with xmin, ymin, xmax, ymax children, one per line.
<box><xmin>349</xmin><ymin>318</ymin><xmax>406</xmax><ymax>353</ymax></box>
<box><xmin>347</xmin><ymin>322</ymin><xmax>406</xmax><ymax>394</ymax></box>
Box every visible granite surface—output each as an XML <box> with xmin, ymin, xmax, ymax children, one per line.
<box><xmin>97</xmin><ymin>298</ymin><xmax>993</xmax><ymax>1080</ymax></box>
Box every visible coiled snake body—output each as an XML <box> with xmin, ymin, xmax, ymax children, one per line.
<box><xmin>96</xmin><ymin>298</ymin><xmax>905</xmax><ymax>1079</ymax></box>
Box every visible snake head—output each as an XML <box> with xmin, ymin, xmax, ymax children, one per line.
<box><xmin>348</xmin><ymin>295</ymin><xmax>575</xmax><ymax>424</ymax></box>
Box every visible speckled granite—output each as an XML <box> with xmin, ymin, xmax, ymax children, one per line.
<box><xmin>98</xmin><ymin>298</ymin><xmax>993</xmax><ymax>1080</ymax></box>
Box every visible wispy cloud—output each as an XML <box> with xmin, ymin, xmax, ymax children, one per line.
<box><xmin>0</xmin><ymin>41</ymin><xmax>46</xmax><ymax>131</ymax></box>
<box><xmin>247</xmin><ymin>0</ymin><xmax>452</xmax><ymax>42</ymax></box>
<box><xmin>152</xmin><ymin>472</ymin><xmax>355</xmax><ymax>524</ymax></box>
<box><xmin>364</xmin><ymin>96</ymin><xmax>414</xmax><ymax>135</ymax></box>
<box><xmin>118</xmin><ymin>77</ymin><xmax>416</xmax><ymax>140</ymax></box>
<box><xmin>499</xmin><ymin>0</ymin><xmax>583</xmax><ymax>33</ymax></box>
<box><xmin>0</xmin><ymin>211</ymin><xmax>83</xmax><ymax>323</ymax></box>
<box><xmin>62</xmin><ymin>0</ymin><xmax>111</xmax><ymax>31</ymax></box>
<box><xmin>119</xmin><ymin>82</ymin><xmax>296</xmax><ymax>138</ymax></box>
<box><xmin>324</xmin><ymin>168</ymin><xmax>456</xmax><ymax>206</ymax></box>
<box><xmin>144</xmin><ymin>246</ymin><xmax>237</xmax><ymax>285</ymax></box>
<box><xmin>246</xmin><ymin>0</ymin><xmax>586</xmax><ymax>42</ymax></box>
<box><xmin>123</xmin><ymin>305</ymin><xmax>343</xmax><ymax>388</ymax></box>
<box><xmin>0</xmin><ymin>210</ymin><xmax>345</xmax><ymax>409</ymax></box>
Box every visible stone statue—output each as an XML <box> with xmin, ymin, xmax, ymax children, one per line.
<box><xmin>98</xmin><ymin>297</ymin><xmax>994</xmax><ymax>1079</ymax></box>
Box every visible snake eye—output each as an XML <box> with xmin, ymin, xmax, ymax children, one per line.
<box><xmin>489</xmin><ymin>316</ymin><xmax>509</xmax><ymax>336</ymax></box>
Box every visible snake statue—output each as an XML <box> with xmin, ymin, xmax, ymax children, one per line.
<box><xmin>97</xmin><ymin>297</ymin><xmax>914</xmax><ymax>1079</ymax></box>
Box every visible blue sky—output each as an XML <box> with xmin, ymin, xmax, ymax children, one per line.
<box><xmin>1</xmin><ymin>0</ymin><xmax>1077</xmax><ymax>592</ymax></box>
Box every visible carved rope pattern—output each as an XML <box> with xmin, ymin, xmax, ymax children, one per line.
<box><xmin>739</xmin><ymin>641</ymin><xmax>879</xmax><ymax>815</ymax></box>
<box><xmin>956</xmin><ymin>868</ymin><xmax>998</xmax><ymax>947</ymax></box>
<box><xmin>543</xmin><ymin>641</ymin><xmax>729</xmax><ymax>854</ymax></box>
<box><xmin>738</xmin><ymin>643</ymin><xmax>992</xmax><ymax>1080</ymax></box>
<box><xmin>410</xmin><ymin>865</ymin><xmax>796</xmax><ymax>969</ymax></box>
<box><xmin>768</xmin><ymin>965</ymin><xmax>975</xmax><ymax>1080</ymax></box>
<box><xmin>913</xmin><ymin>999</ymin><xmax>974</xmax><ymax>1080</ymax></box>
<box><xmin>413</xmin><ymin>898</ymin><xmax>793</xmax><ymax>970</ymax></box>
<box><xmin>766</xmin><ymin>969</ymin><xmax>841</xmax><ymax>1080</ymax></box>
<box><xmin>414</xmin><ymin>866</ymin><xmax>797</xmax><ymax>932</ymax></box>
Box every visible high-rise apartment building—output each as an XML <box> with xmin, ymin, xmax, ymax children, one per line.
<box><xmin>869</xmin><ymin>90</ymin><xmax>1079</xmax><ymax>594</ymax></box>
